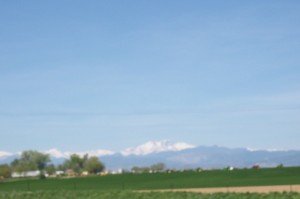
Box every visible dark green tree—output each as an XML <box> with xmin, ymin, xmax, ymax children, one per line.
<box><xmin>11</xmin><ymin>150</ymin><xmax>50</xmax><ymax>172</ymax></box>
<box><xmin>63</xmin><ymin>154</ymin><xmax>88</xmax><ymax>174</ymax></box>
<box><xmin>0</xmin><ymin>164</ymin><xmax>11</xmax><ymax>178</ymax></box>
<box><xmin>84</xmin><ymin>156</ymin><xmax>105</xmax><ymax>174</ymax></box>
<box><xmin>150</xmin><ymin>163</ymin><xmax>165</xmax><ymax>172</ymax></box>
<box><xmin>45</xmin><ymin>164</ymin><xmax>56</xmax><ymax>175</ymax></box>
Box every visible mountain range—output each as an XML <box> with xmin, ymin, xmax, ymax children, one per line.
<box><xmin>1</xmin><ymin>141</ymin><xmax>300</xmax><ymax>170</ymax></box>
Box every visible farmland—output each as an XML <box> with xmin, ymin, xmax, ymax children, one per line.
<box><xmin>1</xmin><ymin>167</ymin><xmax>300</xmax><ymax>198</ymax></box>
<box><xmin>0</xmin><ymin>167</ymin><xmax>300</xmax><ymax>192</ymax></box>
<box><xmin>0</xmin><ymin>191</ymin><xmax>300</xmax><ymax>199</ymax></box>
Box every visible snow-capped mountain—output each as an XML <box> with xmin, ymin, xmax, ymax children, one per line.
<box><xmin>101</xmin><ymin>146</ymin><xmax>300</xmax><ymax>170</ymax></box>
<box><xmin>0</xmin><ymin>151</ymin><xmax>12</xmax><ymax>159</ymax></box>
<box><xmin>0</xmin><ymin>140</ymin><xmax>193</xmax><ymax>163</ymax></box>
<box><xmin>1</xmin><ymin>141</ymin><xmax>300</xmax><ymax>170</ymax></box>
<box><xmin>120</xmin><ymin>140</ymin><xmax>195</xmax><ymax>156</ymax></box>
<box><xmin>0</xmin><ymin>140</ymin><xmax>193</xmax><ymax>159</ymax></box>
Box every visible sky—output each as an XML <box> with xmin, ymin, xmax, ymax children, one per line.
<box><xmin>1</xmin><ymin>0</ymin><xmax>300</xmax><ymax>152</ymax></box>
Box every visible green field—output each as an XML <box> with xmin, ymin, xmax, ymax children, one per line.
<box><xmin>1</xmin><ymin>167</ymin><xmax>300</xmax><ymax>192</ymax></box>
<box><xmin>0</xmin><ymin>191</ymin><xmax>300</xmax><ymax>199</ymax></box>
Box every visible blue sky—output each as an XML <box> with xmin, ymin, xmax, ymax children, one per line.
<box><xmin>1</xmin><ymin>1</ymin><xmax>300</xmax><ymax>152</ymax></box>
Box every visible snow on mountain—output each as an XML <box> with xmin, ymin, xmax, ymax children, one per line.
<box><xmin>0</xmin><ymin>151</ymin><xmax>13</xmax><ymax>159</ymax></box>
<box><xmin>45</xmin><ymin>148</ymin><xmax>115</xmax><ymax>158</ymax></box>
<box><xmin>1</xmin><ymin>142</ymin><xmax>300</xmax><ymax>169</ymax></box>
<box><xmin>246</xmin><ymin>147</ymin><xmax>290</xmax><ymax>152</ymax></box>
<box><xmin>121</xmin><ymin>140</ymin><xmax>195</xmax><ymax>156</ymax></box>
<box><xmin>2</xmin><ymin>140</ymin><xmax>194</xmax><ymax>162</ymax></box>
<box><xmin>44</xmin><ymin>149</ymin><xmax>68</xmax><ymax>158</ymax></box>
<box><xmin>71</xmin><ymin>150</ymin><xmax>115</xmax><ymax>157</ymax></box>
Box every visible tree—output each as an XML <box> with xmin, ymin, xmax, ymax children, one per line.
<box><xmin>150</xmin><ymin>163</ymin><xmax>165</xmax><ymax>172</ymax></box>
<box><xmin>57</xmin><ymin>164</ymin><xmax>66</xmax><ymax>171</ymax></box>
<box><xmin>62</xmin><ymin>154</ymin><xmax>105</xmax><ymax>175</ymax></box>
<box><xmin>11</xmin><ymin>150</ymin><xmax>50</xmax><ymax>172</ymax></box>
<box><xmin>63</xmin><ymin>154</ymin><xmax>88</xmax><ymax>174</ymax></box>
<box><xmin>131</xmin><ymin>166</ymin><xmax>150</xmax><ymax>173</ymax></box>
<box><xmin>0</xmin><ymin>164</ymin><xmax>11</xmax><ymax>178</ymax></box>
<box><xmin>277</xmin><ymin>164</ymin><xmax>284</xmax><ymax>168</ymax></box>
<box><xmin>84</xmin><ymin>156</ymin><xmax>105</xmax><ymax>174</ymax></box>
<box><xmin>131</xmin><ymin>163</ymin><xmax>166</xmax><ymax>174</ymax></box>
<box><xmin>45</xmin><ymin>164</ymin><xmax>56</xmax><ymax>175</ymax></box>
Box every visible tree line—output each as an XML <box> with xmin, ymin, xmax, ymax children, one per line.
<box><xmin>0</xmin><ymin>150</ymin><xmax>105</xmax><ymax>179</ymax></box>
<box><xmin>131</xmin><ymin>163</ymin><xmax>165</xmax><ymax>173</ymax></box>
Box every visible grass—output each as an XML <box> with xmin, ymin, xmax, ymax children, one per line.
<box><xmin>0</xmin><ymin>191</ymin><xmax>300</xmax><ymax>199</ymax></box>
<box><xmin>0</xmin><ymin>167</ymin><xmax>300</xmax><ymax>192</ymax></box>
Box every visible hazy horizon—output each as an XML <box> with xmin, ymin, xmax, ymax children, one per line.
<box><xmin>1</xmin><ymin>139</ymin><xmax>299</xmax><ymax>160</ymax></box>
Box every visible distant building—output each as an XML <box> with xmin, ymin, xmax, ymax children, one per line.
<box><xmin>12</xmin><ymin>170</ymin><xmax>43</xmax><ymax>178</ymax></box>
<box><xmin>55</xmin><ymin>171</ymin><xmax>64</xmax><ymax>176</ymax></box>
<box><xmin>252</xmin><ymin>164</ymin><xmax>260</xmax><ymax>169</ymax></box>
<box><xmin>99</xmin><ymin>172</ymin><xmax>108</xmax><ymax>176</ymax></box>
<box><xmin>108</xmin><ymin>169</ymin><xmax>123</xmax><ymax>175</ymax></box>
<box><xmin>65</xmin><ymin>169</ymin><xmax>76</xmax><ymax>177</ymax></box>
<box><xmin>81</xmin><ymin>171</ymin><xmax>89</xmax><ymax>176</ymax></box>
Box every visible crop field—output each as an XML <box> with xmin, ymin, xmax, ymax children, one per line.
<box><xmin>0</xmin><ymin>191</ymin><xmax>300</xmax><ymax>199</ymax></box>
<box><xmin>1</xmin><ymin>167</ymin><xmax>300</xmax><ymax>198</ymax></box>
<box><xmin>1</xmin><ymin>167</ymin><xmax>300</xmax><ymax>192</ymax></box>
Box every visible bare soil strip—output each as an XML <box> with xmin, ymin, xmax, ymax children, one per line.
<box><xmin>139</xmin><ymin>185</ymin><xmax>300</xmax><ymax>193</ymax></box>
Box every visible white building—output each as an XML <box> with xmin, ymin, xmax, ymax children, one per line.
<box><xmin>12</xmin><ymin>170</ymin><xmax>48</xmax><ymax>178</ymax></box>
<box><xmin>55</xmin><ymin>171</ymin><xmax>64</xmax><ymax>176</ymax></box>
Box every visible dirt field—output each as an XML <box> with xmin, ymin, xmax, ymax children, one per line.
<box><xmin>139</xmin><ymin>185</ymin><xmax>300</xmax><ymax>193</ymax></box>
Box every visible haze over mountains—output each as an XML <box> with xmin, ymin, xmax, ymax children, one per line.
<box><xmin>1</xmin><ymin>140</ymin><xmax>300</xmax><ymax>170</ymax></box>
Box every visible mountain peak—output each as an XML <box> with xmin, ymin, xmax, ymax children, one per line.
<box><xmin>120</xmin><ymin>140</ymin><xmax>195</xmax><ymax>156</ymax></box>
